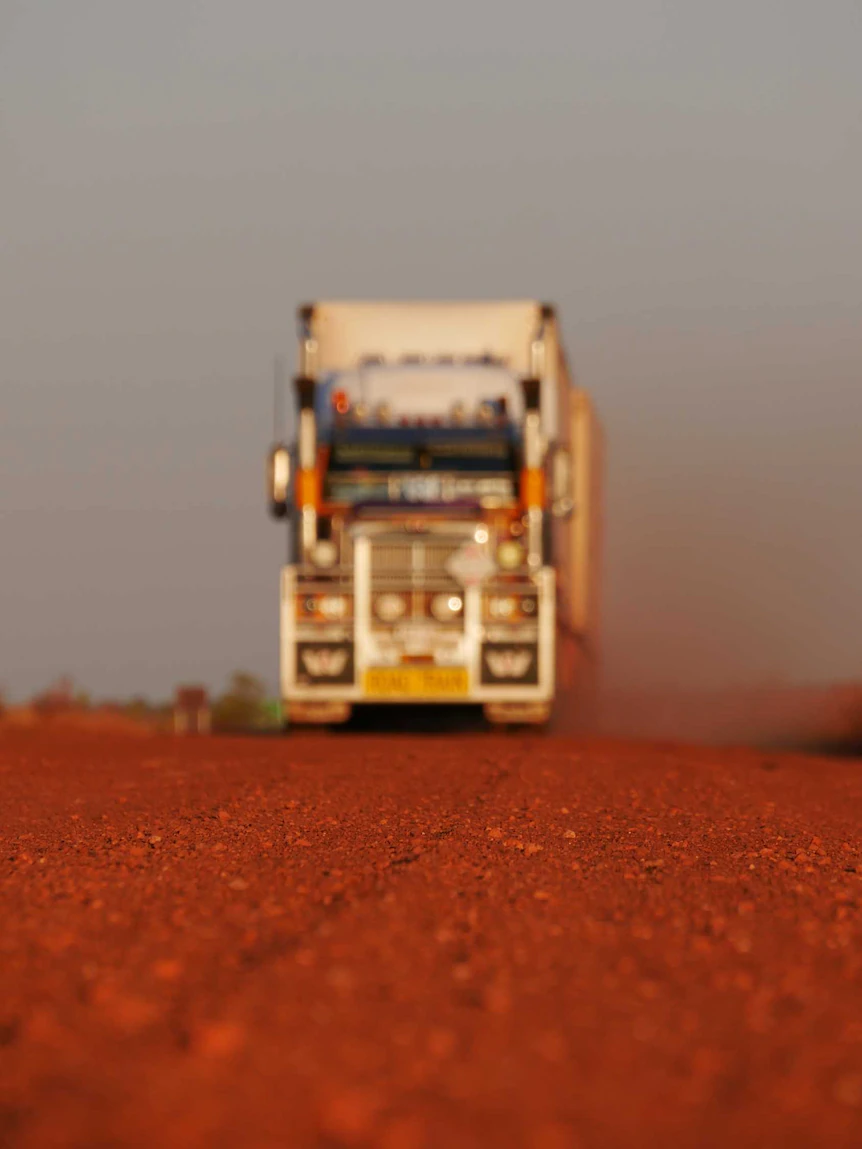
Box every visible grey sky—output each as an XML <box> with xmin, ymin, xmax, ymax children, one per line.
<box><xmin>2</xmin><ymin>0</ymin><xmax>861</xmax><ymax>700</ymax></box>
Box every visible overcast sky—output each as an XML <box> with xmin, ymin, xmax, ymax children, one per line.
<box><xmin>2</xmin><ymin>0</ymin><xmax>861</xmax><ymax>701</ymax></box>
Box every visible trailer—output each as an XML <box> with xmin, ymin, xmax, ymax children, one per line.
<box><xmin>267</xmin><ymin>301</ymin><xmax>603</xmax><ymax>726</ymax></box>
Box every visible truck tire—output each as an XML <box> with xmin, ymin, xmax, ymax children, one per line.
<box><xmin>483</xmin><ymin>702</ymin><xmax>552</xmax><ymax>728</ymax></box>
<box><xmin>282</xmin><ymin>701</ymin><xmax>353</xmax><ymax>726</ymax></box>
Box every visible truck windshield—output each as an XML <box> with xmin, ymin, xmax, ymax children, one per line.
<box><xmin>328</xmin><ymin>435</ymin><xmax>515</xmax><ymax>472</ymax></box>
<box><xmin>323</xmin><ymin>430</ymin><xmax>518</xmax><ymax>505</ymax></box>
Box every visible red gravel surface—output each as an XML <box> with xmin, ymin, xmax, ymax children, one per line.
<box><xmin>1</xmin><ymin>729</ymin><xmax>861</xmax><ymax>1149</ymax></box>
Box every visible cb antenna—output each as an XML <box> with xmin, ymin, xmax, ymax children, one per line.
<box><xmin>273</xmin><ymin>353</ymin><xmax>286</xmax><ymax>441</ymax></box>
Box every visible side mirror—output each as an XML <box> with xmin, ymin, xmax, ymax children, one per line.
<box><xmin>551</xmin><ymin>446</ymin><xmax>574</xmax><ymax>519</ymax></box>
<box><xmin>267</xmin><ymin>444</ymin><xmax>292</xmax><ymax>519</ymax></box>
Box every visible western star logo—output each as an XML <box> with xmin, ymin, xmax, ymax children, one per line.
<box><xmin>485</xmin><ymin>649</ymin><xmax>534</xmax><ymax>679</ymax></box>
<box><xmin>301</xmin><ymin>648</ymin><xmax>350</xmax><ymax>678</ymax></box>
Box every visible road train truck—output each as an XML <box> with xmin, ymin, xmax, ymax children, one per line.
<box><xmin>266</xmin><ymin>301</ymin><xmax>603</xmax><ymax>726</ymax></box>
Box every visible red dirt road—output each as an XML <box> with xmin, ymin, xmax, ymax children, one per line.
<box><xmin>1</xmin><ymin>730</ymin><xmax>861</xmax><ymax>1149</ymax></box>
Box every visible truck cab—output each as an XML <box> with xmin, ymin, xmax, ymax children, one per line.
<box><xmin>267</xmin><ymin>302</ymin><xmax>602</xmax><ymax>727</ymax></box>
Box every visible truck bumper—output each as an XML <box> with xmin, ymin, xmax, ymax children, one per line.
<box><xmin>280</xmin><ymin>564</ymin><xmax>556</xmax><ymax>708</ymax></box>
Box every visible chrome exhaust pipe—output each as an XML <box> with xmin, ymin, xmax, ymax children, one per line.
<box><xmin>296</xmin><ymin>305</ymin><xmax>319</xmax><ymax>558</ymax></box>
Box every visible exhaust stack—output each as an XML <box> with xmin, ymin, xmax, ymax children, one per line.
<box><xmin>521</xmin><ymin>376</ymin><xmax>544</xmax><ymax>570</ymax></box>
<box><xmin>520</xmin><ymin>305</ymin><xmax>551</xmax><ymax>570</ymax></box>
<box><xmin>295</xmin><ymin>306</ymin><xmax>319</xmax><ymax>558</ymax></box>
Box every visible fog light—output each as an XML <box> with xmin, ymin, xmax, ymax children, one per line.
<box><xmin>487</xmin><ymin>595</ymin><xmax>518</xmax><ymax>620</ymax></box>
<box><xmin>430</xmin><ymin>593</ymin><xmax>463</xmax><ymax>622</ymax></box>
<box><xmin>318</xmin><ymin>594</ymin><xmax>349</xmax><ymax>620</ymax></box>
<box><xmin>496</xmin><ymin>541</ymin><xmax>524</xmax><ymax>570</ymax></box>
<box><xmin>375</xmin><ymin>593</ymin><xmax>407</xmax><ymax>622</ymax></box>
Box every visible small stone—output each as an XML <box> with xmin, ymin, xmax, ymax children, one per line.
<box><xmin>530</xmin><ymin>1121</ymin><xmax>574</xmax><ymax>1149</ymax></box>
<box><xmin>379</xmin><ymin>1115</ymin><xmax>426</xmax><ymax>1149</ymax></box>
<box><xmin>195</xmin><ymin>1020</ymin><xmax>246</xmax><ymax>1059</ymax></box>
<box><xmin>153</xmin><ymin>959</ymin><xmax>183</xmax><ymax>981</ymax></box>
<box><xmin>94</xmin><ymin>987</ymin><xmax>158</xmax><ymax>1034</ymax></box>
<box><xmin>327</xmin><ymin>966</ymin><xmax>354</xmax><ymax>991</ymax></box>
<box><xmin>535</xmin><ymin>1030</ymin><xmax>566</xmax><ymax>1063</ymax></box>
<box><xmin>833</xmin><ymin>1074</ymin><xmax>862</xmax><ymax>1108</ymax></box>
<box><xmin>227</xmin><ymin>878</ymin><xmax>248</xmax><ymax>891</ymax></box>
<box><xmin>319</xmin><ymin>1087</ymin><xmax>380</xmax><ymax>1144</ymax></box>
<box><xmin>483</xmin><ymin>983</ymin><xmax>512</xmax><ymax>1015</ymax></box>
<box><xmin>427</xmin><ymin>1027</ymin><xmax>456</xmax><ymax>1058</ymax></box>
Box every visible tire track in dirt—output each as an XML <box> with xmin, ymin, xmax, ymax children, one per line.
<box><xmin>2</xmin><ymin>730</ymin><xmax>862</xmax><ymax>1148</ymax></box>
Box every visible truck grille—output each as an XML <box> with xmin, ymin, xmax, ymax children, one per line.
<box><xmin>370</xmin><ymin>537</ymin><xmax>462</xmax><ymax>590</ymax></box>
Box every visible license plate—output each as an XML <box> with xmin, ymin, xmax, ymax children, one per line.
<box><xmin>363</xmin><ymin>667</ymin><xmax>469</xmax><ymax>698</ymax></box>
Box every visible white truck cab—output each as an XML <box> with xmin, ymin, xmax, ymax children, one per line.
<box><xmin>267</xmin><ymin>301</ymin><xmax>603</xmax><ymax>727</ymax></box>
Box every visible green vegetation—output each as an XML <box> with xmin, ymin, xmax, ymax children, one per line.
<box><xmin>212</xmin><ymin>671</ymin><xmax>275</xmax><ymax>733</ymax></box>
<box><xmin>4</xmin><ymin>672</ymin><xmax>281</xmax><ymax>736</ymax></box>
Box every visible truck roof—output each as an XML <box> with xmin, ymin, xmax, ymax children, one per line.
<box><xmin>299</xmin><ymin>300</ymin><xmax>583</xmax><ymax>443</ymax></box>
<box><xmin>303</xmin><ymin>300</ymin><xmax>555</xmax><ymax>376</ymax></box>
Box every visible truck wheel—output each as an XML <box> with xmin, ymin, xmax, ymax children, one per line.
<box><xmin>483</xmin><ymin>703</ymin><xmax>552</xmax><ymax>727</ymax></box>
<box><xmin>282</xmin><ymin>701</ymin><xmax>353</xmax><ymax>726</ymax></box>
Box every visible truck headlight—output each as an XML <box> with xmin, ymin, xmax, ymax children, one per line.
<box><xmin>310</xmin><ymin>540</ymin><xmax>338</xmax><ymax>569</ymax></box>
<box><xmin>496</xmin><ymin>541</ymin><xmax>524</xmax><ymax>570</ymax></box>
<box><xmin>318</xmin><ymin>594</ymin><xmax>349</xmax><ymax>620</ymax></box>
<box><xmin>374</xmin><ymin>593</ymin><xmax>407</xmax><ymax>622</ymax></box>
<box><xmin>487</xmin><ymin>595</ymin><xmax>518</xmax><ymax>620</ymax></box>
<box><xmin>484</xmin><ymin>594</ymin><xmax>538</xmax><ymax>622</ymax></box>
<box><xmin>430</xmin><ymin>593</ymin><xmax>463</xmax><ymax>622</ymax></box>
